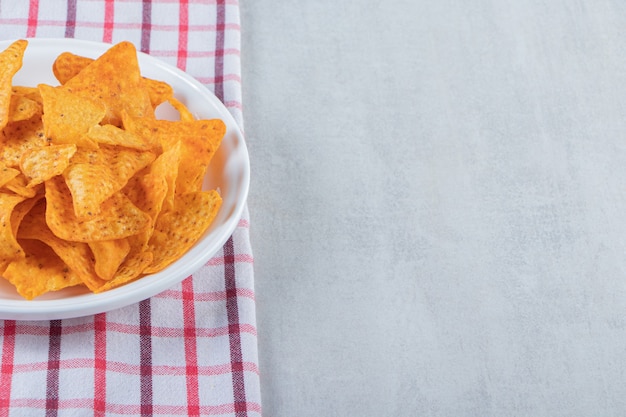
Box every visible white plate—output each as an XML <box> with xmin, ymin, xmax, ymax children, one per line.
<box><xmin>0</xmin><ymin>38</ymin><xmax>250</xmax><ymax>320</ymax></box>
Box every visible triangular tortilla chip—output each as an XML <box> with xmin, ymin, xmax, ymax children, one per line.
<box><xmin>8</xmin><ymin>94</ymin><xmax>41</xmax><ymax>123</ymax></box>
<box><xmin>124</xmin><ymin>116</ymin><xmax>225</xmax><ymax>194</ymax></box>
<box><xmin>38</xmin><ymin>84</ymin><xmax>104</xmax><ymax>148</ymax></box>
<box><xmin>53</xmin><ymin>51</ymin><xmax>173</xmax><ymax>109</ymax></box>
<box><xmin>17</xmin><ymin>200</ymin><xmax>104</xmax><ymax>291</ymax></box>
<box><xmin>88</xmin><ymin>239</ymin><xmax>131</xmax><ymax>281</ymax></box>
<box><xmin>0</xmin><ymin>40</ymin><xmax>27</xmax><ymax>130</ymax></box>
<box><xmin>62</xmin><ymin>42</ymin><xmax>153</xmax><ymax>126</ymax></box>
<box><xmin>45</xmin><ymin>175</ymin><xmax>151</xmax><ymax>242</ymax></box>
<box><xmin>92</xmin><ymin>249</ymin><xmax>153</xmax><ymax>293</ymax></box>
<box><xmin>4</xmin><ymin>239</ymin><xmax>84</xmax><ymax>300</ymax></box>
<box><xmin>20</xmin><ymin>143</ymin><xmax>77</xmax><ymax>187</ymax></box>
<box><xmin>0</xmin><ymin>164</ymin><xmax>20</xmax><ymax>188</ymax></box>
<box><xmin>0</xmin><ymin>192</ymin><xmax>26</xmax><ymax>265</ymax></box>
<box><xmin>84</xmin><ymin>124</ymin><xmax>154</xmax><ymax>151</ymax></box>
<box><xmin>64</xmin><ymin>145</ymin><xmax>155</xmax><ymax>218</ymax></box>
<box><xmin>144</xmin><ymin>190</ymin><xmax>221</xmax><ymax>273</ymax></box>
<box><xmin>0</xmin><ymin>116</ymin><xmax>46</xmax><ymax>167</ymax></box>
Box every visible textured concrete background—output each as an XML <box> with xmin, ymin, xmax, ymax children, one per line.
<box><xmin>241</xmin><ymin>1</ymin><xmax>626</xmax><ymax>415</ymax></box>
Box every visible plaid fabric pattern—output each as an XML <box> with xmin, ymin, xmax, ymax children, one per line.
<box><xmin>0</xmin><ymin>1</ymin><xmax>260</xmax><ymax>416</ymax></box>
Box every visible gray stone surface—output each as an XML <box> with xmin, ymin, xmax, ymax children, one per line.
<box><xmin>241</xmin><ymin>1</ymin><xmax>626</xmax><ymax>415</ymax></box>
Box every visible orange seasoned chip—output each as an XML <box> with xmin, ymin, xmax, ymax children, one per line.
<box><xmin>17</xmin><ymin>199</ymin><xmax>104</xmax><ymax>291</ymax></box>
<box><xmin>167</xmin><ymin>97</ymin><xmax>194</xmax><ymax>122</ymax></box>
<box><xmin>175</xmin><ymin>120</ymin><xmax>225</xmax><ymax>194</ymax></box>
<box><xmin>63</xmin><ymin>163</ymin><xmax>117</xmax><ymax>218</ymax></box>
<box><xmin>158</xmin><ymin>141</ymin><xmax>182</xmax><ymax>212</ymax></box>
<box><xmin>52</xmin><ymin>51</ymin><xmax>93</xmax><ymax>84</ymax></box>
<box><xmin>0</xmin><ymin>40</ymin><xmax>28</xmax><ymax>130</ymax></box>
<box><xmin>8</xmin><ymin>94</ymin><xmax>41</xmax><ymax>123</ymax></box>
<box><xmin>64</xmin><ymin>146</ymin><xmax>155</xmax><ymax>218</ymax></box>
<box><xmin>3</xmin><ymin>239</ymin><xmax>83</xmax><ymax>299</ymax></box>
<box><xmin>74</xmin><ymin>145</ymin><xmax>156</xmax><ymax>181</ymax></box>
<box><xmin>92</xmin><ymin>249</ymin><xmax>153</xmax><ymax>293</ymax></box>
<box><xmin>126</xmin><ymin>141</ymin><xmax>180</xmax><ymax>215</ymax></box>
<box><xmin>0</xmin><ymin>116</ymin><xmax>46</xmax><ymax>167</ymax></box>
<box><xmin>53</xmin><ymin>51</ymin><xmax>173</xmax><ymax>109</ymax></box>
<box><xmin>0</xmin><ymin>261</ymin><xmax>9</xmax><ymax>276</ymax></box>
<box><xmin>124</xmin><ymin>143</ymin><xmax>180</xmax><ymax>249</ymax></box>
<box><xmin>12</xmin><ymin>86</ymin><xmax>42</xmax><ymax>105</ymax></box>
<box><xmin>126</xmin><ymin>168</ymin><xmax>167</xmax><ymax>228</ymax></box>
<box><xmin>89</xmin><ymin>239</ymin><xmax>131</xmax><ymax>281</ymax></box>
<box><xmin>122</xmin><ymin>173</ymin><xmax>148</xmax><ymax>212</ymax></box>
<box><xmin>3</xmin><ymin>174</ymin><xmax>40</xmax><ymax>198</ymax></box>
<box><xmin>19</xmin><ymin>198</ymin><xmax>138</xmax><ymax>293</ymax></box>
<box><xmin>46</xmin><ymin>175</ymin><xmax>150</xmax><ymax>242</ymax></box>
<box><xmin>144</xmin><ymin>79</ymin><xmax>173</xmax><ymax>109</ymax></box>
<box><xmin>124</xmin><ymin>116</ymin><xmax>225</xmax><ymax>194</ymax></box>
<box><xmin>0</xmin><ymin>192</ymin><xmax>26</xmax><ymax>265</ymax></box>
<box><xmin>147</xmin><ymin>140</ymin><xmax>180</xmax><ymax>213</ymax></box>
<box><xmin>144</xmin><ymin>190</ymin><xmax>222</xmax><ymax>273</ymax></box>
<box><xmin>10</xmin><ymin>194</ymin><xmax>43</xmax><ymax>236</ymax></box>
<box><xmin>0</xmin><ymin>164</ymin><xmax>20</xmax><ymax>188</ymax></box>
<box><xmin>98</xmin><ymin>146</ymin><xmax>156</xmax><ymax>188</ymax></box>
<box><xmin>62</xmin><ymin>41</ymin><xmax>153</xmax><ymax>126</ymax></box>
<box><xmin>39</xmin><ymin>84</ymin><xmax>104</xmax><ymax>148</ymax></box>
<box><xmin>20</xmin><ymin>143</ymin><xmax>77</xmax><ymax>187</ymax></box>
<box><xmin>84</xmin><ymin>124</ymin><xmax>153</xmax><ymax>151</ymax></box>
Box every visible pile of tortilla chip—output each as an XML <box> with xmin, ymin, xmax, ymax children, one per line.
<box><xmin>0</xmin><ymin>39</ymin><xmax>225</xmax><ymax>299</ymax></box>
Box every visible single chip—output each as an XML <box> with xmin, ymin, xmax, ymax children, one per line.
<box><xmin>144</xmin><ymin>190</ymin><xmax>222</xmax><ymax>273</ymax></box>
<box><xmin>53</xmin><ymin>51</ymin><xmax>173</xmax><ymax>109</ymax></box>
<box><xmin>20</xmin><ymin>143</ymin><xmax>77</xmax><ymax>188</ymax></box>
<box><xmin>167</xmin><ymin>97</ymin><xmax>194</xmax><ymax>122</ymax></box>
<box><xmin>0</xmin><ymin>192</ymin><xmax>26</xmax><ymax>265</ymax></box>
<box><xmin>92</xmin><ymin>249</ymin><xmax>153</xmax><ymax>293</ymax></box>
<box><xmin>126</xmin><ymin>141</ymin><xmax>180</xmax><ymax>215</ymax></box>
<box><xmin>17</xmin><ymin>199</ymin><xmax>104</xmax><ymax>291</ymax></box>
<box><xmin>62</xmin><ymin>41</ymin><xmax>153</xmax><ymax>126</ymax></box>
<box><xmin>124</xmin><ymin>142</ymin><xmax>180</xmax><ymax>248</ymax></box>
<box><xmin>0</xmin><ymin>261</ymin><xmax>10</xmax><ymax>276</ymax></box>
<box><xmin>10</xmin><ymin>194</ymin><xmax>43</xmax><ymax>236</ymax></box>
<box><xmin>144</xmin><ymin>78</ymin><xmax>174</xmax><ymax>109</ymax></box>
<box><xmin>66</xmin><ymin>146</ymin><xmax>99</xmax><ymax>165</ymax></box>
<box><xmin>38</xmin><ymin>84</ymin><xmax>104</xmax><ymax>148</ymax></box>
<box><xmin>125</xmin><ymin>172</ymin><xmax>166</xmax><ymax>249</ymax></box>
<box><xmin>146</xmin><ymin>140</ymin><xmax>180</xmax><ymax>214</ymax></box>
<box><xmin>0</xmin><ymin>116</ymin><xmax>46</xmax><ymax>167</ymax></box>
<box><xmin>11</xmin><ymin>86</ymin><xmax>42</xmax><ymax>105</ymax></box>
<box><xmin>64</xmin><ymin>146</ymin><xmax>155</xmax><ymax>218</ymax></box>
<box><xmin>52</xmin><ymin>51</ymin><xmax>93</xmax><ymax>84</ymax></box>
<box><xmin>0</xmin><ymin>164</ymin><xmax>20</xmax><ymax>188</ymax></box>
<box><xmin>3</xmin><ymin>239</ymin><xmax>83</xmax><ymax>300</ymax></box>
<box><xmin>72</xmin><ymin>145</ymin><xmax>156</xmax><ymax>181</ymax></box>
<box><xmin>3</xmin><ymin>174</ymin><xmax>40</xmax><ymax>198</ymax></box>
<box><xmin>175</xmin><ymin>120</ymin><xmax>225</xmax><ymax>194</ymax></box>
<box><xmin>159</xmin><ymin>141</ymin><xmax>182</xmax><ymax>212</ymax></box>
<box><xmin>8</xmin><ymin>94</ymin><xmax>41</xmax><ymax>123</ymax></box>
<box><xmin>63</xmin><ymin>163</ymin><xmax>117</xmax><ymax>218</ymax></box>
<box><xmin>19</xmin><ymin>198</ymin><xmax>139</xmax><ymax>293</ymax></box>
<box><xmin>124</xmin><ymin>116</ymin><xmax>225</xmax><ymax>194</ymax></box>
<box><xmin>0</xmin><ymin>40</ymin><xmax>28</xmax><ymax>130</ymax></box>
<box><xmin>84</xmin><ymin>124</ymin><xmax>153</xmax><ymax>151</ymax></box>
<box><xmin>97</xmin><ymin>146</ymin><xmax>156</xmax><ymax>188</ymax></box>
<box><xmin>45</xmin><ymin>175</ymin><xmax>150</xmax><ymax>242</ymax></box>
<box><xmin>89</xmin><ymin>239</ymin><xmax>131</xmax><ymax>281</ymax></box>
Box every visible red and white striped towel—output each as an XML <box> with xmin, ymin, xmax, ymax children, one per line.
<box><xmin>0</xmin><ymin>1</ymin><xmax>261</xmax><ymax>416</ymax></box>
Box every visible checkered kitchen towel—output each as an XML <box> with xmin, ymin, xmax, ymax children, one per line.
<box><xmin>0</xmin><ymin>1</ymin><xmax>261</xmax><ymax>416</ymax></box>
